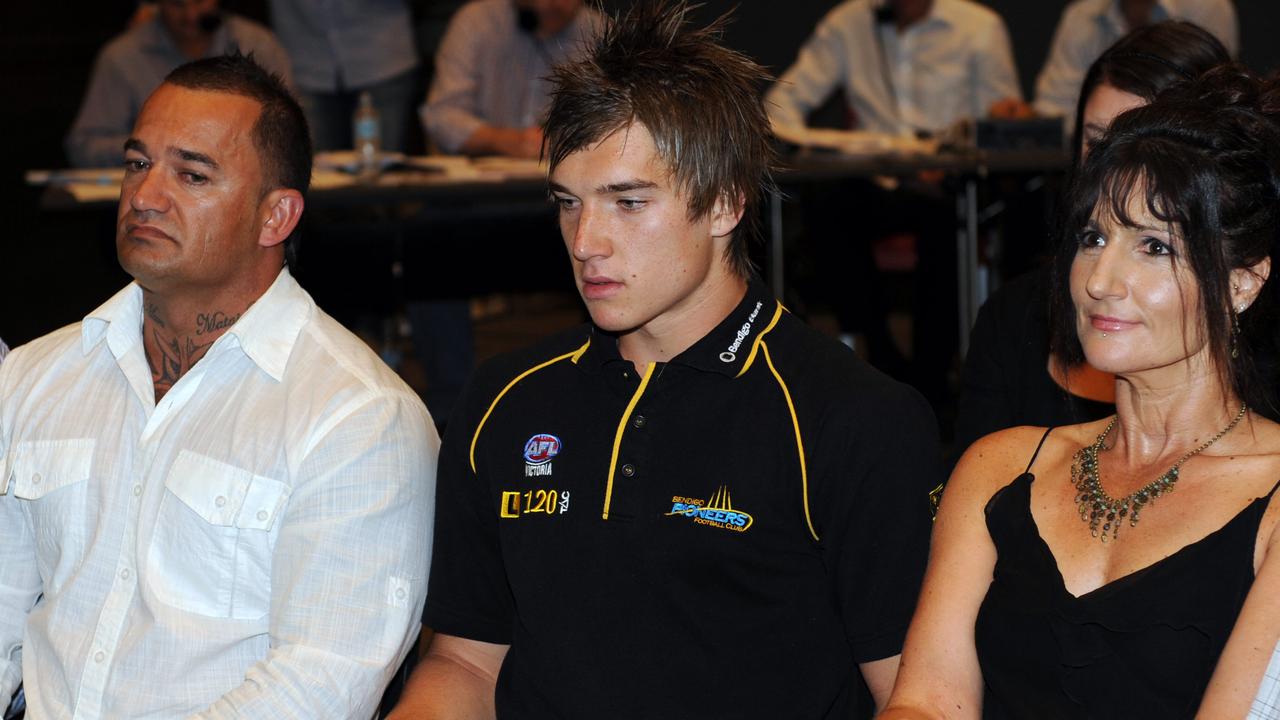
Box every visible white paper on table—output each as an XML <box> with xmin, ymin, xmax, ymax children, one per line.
<box><xmin>773</xmin><ymin>126</ymin><xmax>937</xmax><ymax>157</ymax></box>
<box><xmin>65</xmin><ymin>183</ymin><xmax>123</xmax><ymax>202</ymax></box>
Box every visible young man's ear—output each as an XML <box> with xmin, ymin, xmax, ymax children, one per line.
<box><xmin>710</xmin><ymin>191</ymin><xmax>746</xmax><ymax>239</ymax></box>
<box><xmin>258</xmin><ymin>189</ymin><xmax>305</xmax><ymax>249</ymax></box>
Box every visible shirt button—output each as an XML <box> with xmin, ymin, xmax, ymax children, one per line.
<box><xmin>632</xmin><ymin>415</ymin><xmax>647</xmax><ymax>429</ymax></box>
<box><xmin>395</xmin><ymin>588</ymin><xmax>407</xmax><ymax>600</ymax></box>
<box><xmin>31</xmin><ymin>473</ymin><xmax>41</xmax><ymax>485</ymax></box>
<box><xmin>120</xmin><ymin>568</ymin><xmax>131</xmax><ymax>580</ymax></box>
<box><xmin>94</xmin><ymin>651</ymin><xmax>105</xmax><ymax>663</ymax></box>
<box><xmin>133</xmin><ymin>485</ymin><xmax>143</xmax><ymax>497</ymax></box>
<box><xmin>215</xmin><ymin>495</ymin><xmax>227</xmax><ymax>507</ymax></box>
<box><xmin>621</xmin><ymin>464</ymin><xmax>636</xmax><ymax>478</ymax></box>
<box><xmin>256</xmin><ymin>510</ymin><xmax>269</xmax><ymax>522</ymax></box>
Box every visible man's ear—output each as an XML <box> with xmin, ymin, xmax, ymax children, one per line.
<box><xmin>1230</xmin><ymin>256</ymin><xmax>1271</xmax><ymax>312</ymax></box>
<box><xmin>710</xmin><ymin>191</ymin><xmax>746</xmax><ymax>239</ymax></box>
<box><xmin>258</xmin><ymin>188</ymin><xmax>304</xmax><ymax>249</ymax></box>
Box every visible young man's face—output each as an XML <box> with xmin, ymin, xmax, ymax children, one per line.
<box><xmin>117</xmin><ymin>84</ymin><xmax>273</xmax><ymax>295</ymax></box>
<box><xmin>549</xmin><ymin>122</ymin><xmax>741</xmax><ymax>337</ymax></box>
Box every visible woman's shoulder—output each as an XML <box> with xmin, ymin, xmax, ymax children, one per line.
<box><xmin>950</xmin><ymin>419</ymin><xmax>1113</xmax><ymax>499</ymax></box>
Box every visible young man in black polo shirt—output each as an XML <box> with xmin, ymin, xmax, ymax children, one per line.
<box><xmin>389</xmin><ymin>2</ymin><xmax>941</xmax><ymax>717</ymax></box>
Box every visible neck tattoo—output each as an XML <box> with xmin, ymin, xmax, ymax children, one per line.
<box><xmin>1072</xmin><ymin>403</ymin><xmax>1248</xmax><ymax>543</ymax></box>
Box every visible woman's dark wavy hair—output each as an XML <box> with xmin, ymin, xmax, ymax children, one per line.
<box><xmin>543</xmin><ymin>0</ymin><xmax>777</xmax><ymax>278</ymax></box>
<box><xmin>1050</xmin><ymin>65</ymin><xmax>1280</xmax><ymax>416</ymax></box>
<box><xmin>1072</xmin><ymin>20</ymin><xmax>1229</xmax><ymax>162</ymax></box>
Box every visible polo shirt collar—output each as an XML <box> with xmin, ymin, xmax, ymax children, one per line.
<box><xmin>576</xmin><ymin>276</ymin><xmax>782</xmax><ymax>379</ymax></box>
<box><xmin>80</xmin><ymin>267</ymin><xmax>311</xmax><ymax>383</ymax></box>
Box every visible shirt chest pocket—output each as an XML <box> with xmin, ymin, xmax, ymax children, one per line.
<box><xmin>5</xmin><ymin>439</ymin><xmax>95</xmax><ymax>593</ymax></box>
<box><xmin>147</xmin><ymin>450</ymin><xmax>289</xmax><ymax>620</ymax></box>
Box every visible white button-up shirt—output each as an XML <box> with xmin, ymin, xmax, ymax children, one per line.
<box><xmin>1033</xmin><ymin>0</ymin><xmax>1239</xmax><ymax>126</ymax></box>
<box><xmin>0</xmin><ymin>269</ymin><xmax>437</xmax><ymax>719</ymax></box>
<box><xmin>766</xmin><ymin>0</ymin><xmax>1022</xmax><ymax>137</ymax></box>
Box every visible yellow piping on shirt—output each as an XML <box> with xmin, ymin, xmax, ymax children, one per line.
<box><xmin>762</xmin><ymin>340</ymin><xmax>818</xmax><ymax>542</ymax></box>
<box><xmin>602</xmin><ymin>361</ymin><xmax>655</xmax><ymax>520</ymax></box>
<box><xmin>736</xmin><ymin>301</ymin><xmax>784</xmax><ymax>378</ymax></box>
<box><xmin>469</xmin><ymin>339</ymin><xmax>591</xmax><ymax>473</ymax></box>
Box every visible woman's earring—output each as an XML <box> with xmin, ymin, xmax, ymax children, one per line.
<box><xmin>1231</xmin><ymin>305</ymin><xmax>1243</xmax><ymax>359</ymax></box>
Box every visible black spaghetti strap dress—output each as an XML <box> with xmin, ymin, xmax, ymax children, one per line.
<box><xmin>974</xmin><ymin>429</ymin><xmax>1280</xmax><ymax>719</ymax></box>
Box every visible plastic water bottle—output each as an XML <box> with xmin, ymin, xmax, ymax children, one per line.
<box><xmin>353</xmin><ymin>91</ymin><xmax>381</xmax><ymax>181</ymax></box>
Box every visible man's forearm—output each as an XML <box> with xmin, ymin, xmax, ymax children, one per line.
<box><xmin>458</xmin><ymin>125</ymin><xmax>542</xmax><ymax>159</ymax></box>
<box><xmin>386</xmin><ymin>654</ymin><xmax>497</xmax><ymax>720</ymax></box>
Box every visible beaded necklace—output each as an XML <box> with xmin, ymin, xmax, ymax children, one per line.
<box><xmin>1072</xmin><ymin>404</ymin><xmax>1248</xmax><ymax>543</ymax></box>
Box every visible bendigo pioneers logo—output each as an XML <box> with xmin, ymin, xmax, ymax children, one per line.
<box><xmin>666</xmin><ymin>485</ymin><xmax>753</xmax><ymax>532</ymax></box>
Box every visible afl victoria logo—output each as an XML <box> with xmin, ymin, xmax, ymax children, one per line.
<box><xmin>523</xmin><ymin>433</ymin><xmax>561</xmax><ymax>465</ymax></box>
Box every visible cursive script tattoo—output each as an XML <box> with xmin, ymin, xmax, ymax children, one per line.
<box><xmin>145</xmin><ymin>301</ymin><xmax>166</xmax><ymax>328</ymax></box>
<box><xmin>147</xmin><ymin>328</ymin><xmax>214</xmax><ymax>402</ymax></box>
<box><xmin>195</xmin><ymin>310</ymin><xmax>241</xmax><ymax>336</ymax></box>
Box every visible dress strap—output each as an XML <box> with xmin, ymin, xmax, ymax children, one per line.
<box><xmin>1265</xmin><ymin>475</ymin><xmax>1280</xmax><ymax>499</ymax></box>
<box><xmin>1024</xmin><ymin>427</ymin><xmax>1055</xmax><ymax>474</ymax></box>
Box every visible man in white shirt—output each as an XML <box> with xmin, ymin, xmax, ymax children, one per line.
<box><xmin>421</xmin><ymin>0</ymin><xmax>602</xmax><ymax>158</ymax></box>
<box><xmin>1034</xmin><ymin>0</ymin><xmax>1238</xmax><ymax>129</ymax></box>
<box><xmin>765</xmin><ymin>0</ymin><xmax>1022</xmax><ymax>402</ymax></box>
<box><xmin>1</xmin><ymin>54</ymin><xmax>436</xmax><ymax>719</ymax></box>
<box><xmin>766</xmin><ymin>0</ymin><xmax>1021</xmax><ymax>138</ymax></box>
<box><xmin>66</xmin><ymin>0</ymin><xmax>292</xmax><ymax>168</ymax></box>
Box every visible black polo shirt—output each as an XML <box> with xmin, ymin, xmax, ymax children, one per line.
<box><xmin>425</xmin><ymin>278</ymin><xmax>940</xmax><ymax>719</ymax></box>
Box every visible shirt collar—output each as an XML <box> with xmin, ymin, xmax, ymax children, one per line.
<box><xmin>922</xmin><ymin>0</ymin><xmax>961</xmax><ymax>29</ymax></box>
<box><xmin>222</xmin><ymin>267</ymin><xmax>312</xmax><ymax>382</ymax></box>
<box><xmin>80</xmin><ymin>267</ymin><xmax>311</xmax><ymax>382</ymax></box>
<box><xmin>1100</xmin><ymin>0</ymin><xmax>1173</xmax><ymax>30</ymax></box>
<box><xmin>577</xmin><ymin>276</ymin><xmax>783</xmax><ymax>379</ymax></box>
<box><xmin>82</xmin><ymin>283</ymin><xmax>145</xmax><ymax>358</ymax></box>
<box><xmin>140</xmin><ymin>15</ymin><xmax>235</xmax><ymax>58</ymax></box>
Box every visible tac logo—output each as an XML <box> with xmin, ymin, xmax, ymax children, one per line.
<box><xmin>665</xmin><ymin>485</ymin><xmax>753</xmax><ymax>532</ymax></box>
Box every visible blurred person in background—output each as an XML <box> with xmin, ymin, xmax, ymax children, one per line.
<box><xmin>420</xmin><ymin>0</ymin><xmax>601</xmax><ymax>158</ymax></box>
<box><xmin>1034</xmin><ymin>0</ymin><xmax>1237</xmax><ymax>130</ymax></box>
<box><xmin>268</xmin><ymin>0</ymin><xmax>419</xmax><ymax>153</ymax></box>
<box><xmin>66</xmin><ymin>0</ymin><xmax>291</xmax><ymax>167</ymax></box>
<box><xmin>766</xmin><ymin>0</ymin><xmax>1022</xmax><ymax>406</ymax></box>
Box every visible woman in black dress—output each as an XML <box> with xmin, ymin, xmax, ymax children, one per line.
<box><xmin>883</xmin><ymin>66</ymin><xmax>1280</xmax><ymax>719</ymax></box>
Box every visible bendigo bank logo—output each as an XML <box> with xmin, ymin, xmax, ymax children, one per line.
<box><xmin>666</xmin><ymin>485</ymin><xmax>753</xmax><ymax>532</ymax></box>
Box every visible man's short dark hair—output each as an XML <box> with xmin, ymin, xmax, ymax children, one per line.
<box><xmin>543</xmin><ymin>0</ymin><xmax>777</xmax><ymax>278</ymax></box>
<box><xmin>164</xmin><ymin>52</ymin><xmax>311</xmax><ymax>266</ymax></box>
